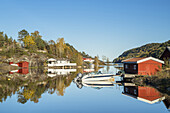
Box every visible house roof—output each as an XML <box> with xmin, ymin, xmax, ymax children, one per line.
<box><xmin>122</xmin><ymin>57</ymin><xmax>145</xmax><ymax>63</ymax></box>
<box><xmin>122</xmin><ymin>57</ymin><xmax>164</xmax><ymax>64</ymax></box>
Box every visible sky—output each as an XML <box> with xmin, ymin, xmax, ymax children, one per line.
<box><xmin>0</xmin><ymin>0</ymin><xmax>170</xmax><ymax>61</ymax></box>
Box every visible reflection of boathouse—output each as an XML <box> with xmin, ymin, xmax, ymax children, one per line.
<box><xmin>122</xmin><ymin>57</ymin><xmax>164</xmax><ymax>75</ymax></box>
<box><xmin>47</xmin><ymin>58</ymin><xmax>76</xmax><ymax>67</ymax></box>
<box><xmin>122</xmin><ymin>86</ymin><xmax>165</xmax><ymax>104</ymax></box>
<box><xmin>9</xmin><ymin>68</ymin><xmax>29</xmax><ymax>75</ymax></box>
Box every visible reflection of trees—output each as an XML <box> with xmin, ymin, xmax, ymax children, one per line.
<box><xmin>0</xmin><ymin>71</ymin><xmax>77</xmax><ymax>104</ymax></box>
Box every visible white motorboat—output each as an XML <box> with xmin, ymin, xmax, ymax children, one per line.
<box><xmin>74</xmin><ymin>72</ymin><xmax>114</xmax><ymax>83</ymax></box>
<box><xmin>81</xmin><ymin>72</ymin><xmax>114</xmax><ymax>81</ymax></box>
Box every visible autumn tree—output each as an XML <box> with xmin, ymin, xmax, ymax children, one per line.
<box><xmin>56</xmin><ymin>38</ymin><xmax>66</xmax><ymax>58</ymax></box>
<box><xmin>94</xmin><ymin>56</ymin><xmax>99</xmax><ymax>71</ymax></box>
<box><xmin>76</xmin><ymin>53</ymin><xmax>83</xmax><ymax>66</ymax></box>
<box><xmin>23</xmin><ymin>35</ymin><xmax>37</xmax><ymax>52</ymax></box>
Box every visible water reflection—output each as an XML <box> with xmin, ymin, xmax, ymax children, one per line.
<box><xmin>0</xmin><ymin>66</ymin><xmax>169</xmax><ymax>112</ymax></box>
<box><xmin>117</xmin><ymin>80</ymin><xmax>170</xmax><ymax>110</ymax></box>
<box><xmin>0</xmin><ymin>69</ymin><xmax>76</xmax><ymax>104</ymax></box>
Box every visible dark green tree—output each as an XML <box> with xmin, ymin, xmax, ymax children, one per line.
<box><xmin>18</xmin><ymin>29</ymin><xmax>29</xmax><ymax>44</ymax></box>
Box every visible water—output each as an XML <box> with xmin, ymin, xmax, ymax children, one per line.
<box><xmin>0</xmin><ymin>66</ymin><xmax>169</xmax><ymax>113</ymax></box>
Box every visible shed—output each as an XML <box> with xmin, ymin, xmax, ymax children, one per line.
<box><xmin>122</xmin><ymin>57</ymin><xmax>164</xmax><ymax>75</ymax></box>
<box><xmin>17</xmin><ymin>61</ymin><xmax>29</xmax><ymax>67</ymax></box>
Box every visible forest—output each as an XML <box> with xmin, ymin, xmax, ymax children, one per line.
<box><xmin>113</xmin><ymin>40</ymin><xmax>170</xmax><ymax>63</ymax></box>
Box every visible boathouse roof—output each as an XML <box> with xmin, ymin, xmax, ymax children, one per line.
<box><xmin>122</xmin><ymin>57</ymin><xmax>164</xmax><ymax>64</ymax></box>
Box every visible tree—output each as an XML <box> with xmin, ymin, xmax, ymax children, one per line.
<box><xmin>0</xmin><ymin>32</ymin><xmax>5</xmax><ymax>47</ymax></box>
<box><xmin>23</xmin><ymin>35</ymin><xmax>36</xmax><ymax>48</ymax></box>
<box><xmin>48</xmin><ymin>40</ymin><xmax>56</xmax><ymax>55</ymax></box>
<box><xmin>18</xmin><ymin>29</ymin><xmax>29</xmax><ymax>43</ymax></box>
<box><xmin>56</xmin><ymin>38</ymin><xmax>66</xmax><ymax>58</ymax></box>
<box><xmin>102</xmin><ymin>55</ymin><xmax>106</xmax><ymax>62</ymax></box>
<box><xmin>31</xmin><ymin>31</ymin><xmax>42</xmax><ymax>39</ymax></box>
<box><xmin>76</xmin><ymin>53</ymin><xmax>83</xmax><ymax>66</ymax></box>
<box><xmin>35</xmin><ymin>37</ymin><xmax>45</xmax><ymax>50</ymax></box>
<box><xmin>94</xmin><ymin>56</ymin><xmax>99</xmax><ymax>71</ymax></box>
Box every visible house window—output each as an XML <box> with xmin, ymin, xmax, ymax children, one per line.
<box><xmin>125</xmin><ymin>87</ymin><xmax>128</xmax><ymax>92</ymax></box>
<box><xmin>134</xmin><ymin>89</ymin><xmax>137</xmax><ymax>95</ymax></box>
<box><xmin>125</xmin><ymin>64</ymin><xmax>128</xmax><ymax>69</ymax></box>
<box><xmin>134</xmin><ymin>65</ymin><xmax>136</xmax><ymax>70</ymax></box>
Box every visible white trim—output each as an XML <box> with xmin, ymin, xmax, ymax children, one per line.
<box><xmin>137</xmin><ymin>57</ymin><xmax>164</xmax><ymax>64</ymax></box>
<box><xmin>137</xmin><ymin>96</ymin><xmax>165</xmax><ymax>104</ymax></box>
<box><xmin>47</xmin><ymin>58</ymin><xmax>56</xmax><ymax>61</ymax></box>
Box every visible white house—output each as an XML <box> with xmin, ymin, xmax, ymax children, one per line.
<box><xmin>47</xmin><ymin>58</ymin><xmax>76</xmax><ymax>67</ymax></box>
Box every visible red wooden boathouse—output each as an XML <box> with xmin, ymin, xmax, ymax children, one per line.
<box><xmin>17</xmin><ymin>61</ymin><xmax>29</xmax><ymax>67</ymax></box>
<box><xmin>122</xmin><ymin>57</ymin><xmax>164</xmax><ymax>75</ymax></box>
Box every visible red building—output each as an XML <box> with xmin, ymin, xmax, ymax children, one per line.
<box><xmin>83</xmin><ymin>58</ymin><xmax>94</xmax><ymax>62</ymax></box>
<box><xmin>17</xmin><ymin>61</ymin><xmax>29</xmax><ymax>67</ymax></box>
<box><xmin>122</xmin><ymin>57</ymin><xmax>164</xmax><ymax>75</ymax></box>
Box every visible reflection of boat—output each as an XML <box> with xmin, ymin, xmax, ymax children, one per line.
<box><xmin>82</xmin><ymin>80</ymin><xmax>114</xmax><ymax>88</ymax></box>
<box><xmin>47</xmin><ymin>69</ymin><xmax>76</xmax><ymax>77</ymax></box>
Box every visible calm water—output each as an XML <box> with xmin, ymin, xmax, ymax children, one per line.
<box><xmin>0</xmin><ymin>66</ymin><xmax>169</xmax><ymax>113</ymax></box>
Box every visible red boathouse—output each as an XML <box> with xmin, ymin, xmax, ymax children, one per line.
<box><xmin>17</xmin><ymin>61</ymin><xmax>29</xmax><ymax>67</ymax></box>
<box><xmin>122</xmin><ymin>57</ymin><xmax>164</xmax><ymax>75</ymax></box>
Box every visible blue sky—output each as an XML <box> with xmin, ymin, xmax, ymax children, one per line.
<box><xmin>0</xmin><ymin>0</ymin><xmax>170</xmax><ymax>60</ymax></box>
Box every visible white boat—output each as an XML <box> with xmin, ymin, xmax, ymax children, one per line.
<box><xmin>81</xmin><ymin>72</ymin><xmax>114</xmax><ymax>81</ymax></box>
<box><xmin>74</xmin><ymin>72</ymin><xmax>114</xmax><ymax>82</ymax></box>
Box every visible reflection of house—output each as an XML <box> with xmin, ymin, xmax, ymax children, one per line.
<box><xmin>47</xmin><ymin>58</ymin><xmax>76</xmax><ymax>67</ymax></box>
<box><xmin>83</xmin><ymin>57</ymin><xmax>94</xmax><ymax>69</ymax></box>
<box><xmin>122</xmin><ymin>57</ymin><xmax>164</xmax><ymax>75</ymax></box>
<box><xmin>83</xmin><ymin>69</ymin><xmax>95</xmax><ymax>73</ymax></box>
<box><xmin>163</xmin><ymin>99</ymin><xmax>170</xmax><ymax>109</ymax></box>
<box><xmin>47</xmin><ymin>69</ymin><xmax>76</xmax><ymax>77</ymax></box>
<box><xmin>83</xmin><ymin>58</ymin><xmax>94</xmax><ymax>62</ymax></box>
<box><xmin>9</xmin><ymin>61</ymin><xmax>29</xmax><ymax>67</ymax></box>
<box><xmin>160</xmin><ymin>47</ymin><xmax>170</xmax><ymax>60</ymax></box>
<box><xmin>122</xmin><ymin>86</ymin><xmax>165</xmax><ymax>104</ymax></box>
<box><xmin>9</xmin><ymin>68</ymin><xmax>29</xmax><ymax>75</ymax></box>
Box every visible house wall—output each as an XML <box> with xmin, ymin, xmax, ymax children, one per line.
<box><xmin>18</xmin><ymin>62</ymin><xmax>29</xmax><ymax>67</ymax></box>
<box><xmin>124</xmin><ymin>63</ymin><xmax>138</xmax><ymax>74</ymax></box>
<box><xmin>138</xmin><ymin>60</ymin><xmax>162</xmax><ymax>75</ymax></box>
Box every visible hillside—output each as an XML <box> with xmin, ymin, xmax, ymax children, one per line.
<box><xmin>113</xmin><ymin>40</ymin><xmax>170</xmax><ymax>63</ymax></box>
<box><xmin>0</xmin><ymin>30</ymin><xmax>95</xmax><ymax>67</ymax></box>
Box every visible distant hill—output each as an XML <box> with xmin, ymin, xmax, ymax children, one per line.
<box><xmin>113</xmin><ymin>40</ymin><xmax>170</xmax><ymax>63</ymax></box>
